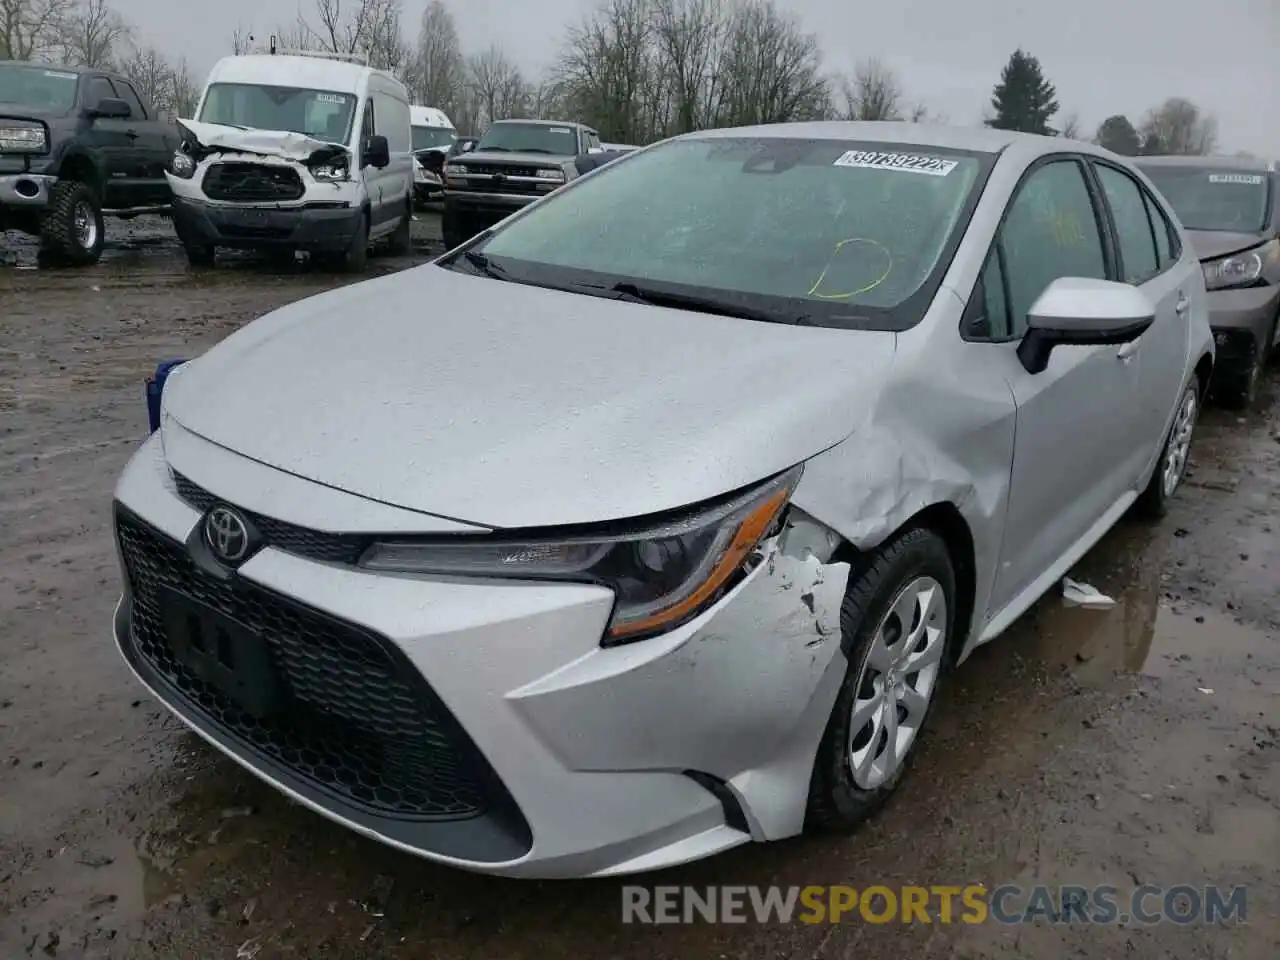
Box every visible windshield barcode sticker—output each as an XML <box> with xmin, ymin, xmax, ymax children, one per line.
<box><xmin>1208</xmin><ymin>173</ymin><xmax>1263</xmax><ymax>185</ymax></box>
<box><xmin>833</xmin><ymin>150</ymin><xmax>957</xmax><ymax>176</ymax></box>
<box><xmin>316</xmin><ymin>93</ymin><xmax>347</xmax><ymax>104</ymax></box>
<box><xmin>44</xmin><ymin>70</ymin><xmax>78</xmax><ymax>79</ymax></box>
<box><xmin>548</xmin><ymin>127</ymin><xmax>571</xmax><ymax>134</ymax></box>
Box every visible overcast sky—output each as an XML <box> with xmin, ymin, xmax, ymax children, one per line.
<box><xmin>112</xmin><ymin>0</ymin><xmax>1279</xmax><ymax>159</ymax></box>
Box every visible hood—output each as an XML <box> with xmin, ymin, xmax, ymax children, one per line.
<box><xmin>176</xmin><ymin>118</ymin><xmax>349</xmax><ymax>164</ymax></box>
<box><xmin>457</xmin><ymin>149</ymin><xmax>574</xmax><ymax>166</ymax></box>
<box><xmin>164</xmin><ymin>267</ymin><xmax>897</xmax><ymax>529</ymax></box>
<box><xmin>1183</xmin><ymin>229</ymin><xmax>1270</xmax><ymax>262</ymax></box>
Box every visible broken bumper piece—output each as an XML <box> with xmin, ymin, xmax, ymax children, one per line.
<box><xmin>172</xmin><ymin>196</ymin><xmax>362</xmax><ymax>251</ymax></box>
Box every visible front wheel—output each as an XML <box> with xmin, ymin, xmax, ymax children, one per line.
<box><xmin>40</xmin><ymin>181</ymin><xmax>105</xmax><ymax>266</ymax></box>
<box><xmin>806</xmin><ymin>527</ymin><xmax>955</xmax><ymax>832</ymax></box>
<box><xmin>1133</xmin><ymin>382</ymin><xmax>1198</xmax><ymax>519</ymax></box>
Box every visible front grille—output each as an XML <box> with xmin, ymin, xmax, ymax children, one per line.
<box><xmin>203</xmin><ymin>162</ymin><xmax>305</xmax><ymax>202</ymax></box>
<box><xmin>173</xmin><ymin>473</ymin><xmax>368</xmax><ymax>564</ymax></box>
<box><xmin>116</xmin><ymin>507</ymin><xmax>493</xmax><ymax>821</ymax></box>
<box><xmin>461</xmin><ymin>163</ymin><xmax>542</xmax><ymax>177</ymax></box>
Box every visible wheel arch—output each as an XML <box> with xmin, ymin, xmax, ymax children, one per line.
<box><xmin>52</xmin><ymin>150</ymin><xmax>104</xmax><ymax>199</ymax></box>
<box><xmin>1193</xmin><ymin>351</ymin><xmax>1214</xmax><ymax>401</ymax></box>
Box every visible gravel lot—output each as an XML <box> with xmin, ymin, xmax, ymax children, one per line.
<box><xmin>2</xmin><ymin>213</ymin><xmax>1277</xmax><ymax>958</ymax></box>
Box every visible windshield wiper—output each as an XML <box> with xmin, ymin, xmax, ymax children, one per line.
<box><xmin>519</xmin><ymin>148</ymin><xmax>554</xmax><ymax>154</ymax></box>
<box><xmin>458</xmin><ymin>250</ymin><xmax>509</xmax><ymax>280</ymax></box>
<box><xmin>608</xmin><ymin>282</ymin><xmax>810</xmax><ymax>325</ymax></box>
<box><xmin>479</xmin><ymin>146</ymin><xmax>508</xmax><ymax>152</ymax></box>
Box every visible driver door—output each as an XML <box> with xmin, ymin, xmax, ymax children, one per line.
<box><xmin>82</xmin><ymin>75</ymin><xmax>134</xmax><ymax>208</ymax></box>
<box><xmin>978</xmin><ymin>157</ymin><xmax>1141</xmax><ymax>612</ymax></box>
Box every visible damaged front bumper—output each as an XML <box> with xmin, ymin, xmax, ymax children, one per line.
<box><xmin>111</xmin><ymin>429</ymin><xmax>853</xmax><ymax>877</ymax></box>
<box><xmin>171</xmin><ymin>195</ymin><xmax>363</xmax><ymax>252</ymax></box>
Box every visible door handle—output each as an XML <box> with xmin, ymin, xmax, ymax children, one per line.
<box><xmin>1175</xmin><ymin>294</ymin><xmax>1190</xmax><ymax>315</ymax></box>
<box><xmin>1117</xmin><ymin>340</ymin><xmax>1140</xmax><ymax>362</ymax></box>
<box><xmin>125</xmin><ymin>129</ymin><xmax>138</xmax><ymax>139</ymax></box>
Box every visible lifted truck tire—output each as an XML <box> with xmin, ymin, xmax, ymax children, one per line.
<box><xmin>181</xmin><ymin>241</ymin><xmax>216</xmax><ymax>267</ymax></box>
<box><xmin>39</xmin><ymin>180</ymin><xmax>105</xmax><ymax>266</ymax></box>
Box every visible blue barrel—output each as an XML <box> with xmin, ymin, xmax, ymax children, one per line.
<box><xmin>146</xmin><ymin>358</ymin><xmax>189</xmax><ymax>433</ymax></box>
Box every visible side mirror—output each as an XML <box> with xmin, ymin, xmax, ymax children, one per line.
<box><xmin>364</xmin><ymin>134</ymin><xmax>390</xmax><ymax>169</ymax></box>
<box><xmin>88</xmin><ymin>97</ymin><xmax>131</xmax><ymax>120</ymax></box>
<box><xmin>1016</xmin><ymin>277</ymin><xmax>1155</xmax><ymax>375</ymax></box>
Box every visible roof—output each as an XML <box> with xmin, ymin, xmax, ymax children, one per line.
<box><xmin>410</xmin><ymin>105</ymin><xmax>453</xmax><ymax>128</ymax></box>
<box><xmin>1132</xmin><ymin>153</ymin><xmax>1274</xmax><ymax>173</ymax></box>
<box><xmin>206</xmin><ymin>54</ymin><xmax>395</xmax><ymax>94</ymax></box>
<box><xmin>684</xmin><ymin>121</ymin><xmax>1033</xmax><ymax>154</ymax></box>
<box><xmin>491</xmin><ymin>118</ymin><xmax>594</xmax><ymax>131</ymax></box>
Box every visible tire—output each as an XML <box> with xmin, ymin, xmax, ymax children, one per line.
<box><xmin>1133</xmin><ymin>381</ymin><xmax>1199</xmax><ymax>519</ymax></box>
<box><xmin>181</xmin><ymin>241</ymin><xmax>215</xmax><ymax>267</ymax></box>
<box><xmin>339</xmin><ymin>211</ymin><xmax>369</xmax><ymax>273</ymax></box>
<box><xmin>386</xmin><ymin>196</ymin><xmax>413</xmax><ymax>256</ymax></box>
<box><xmin>1215</xmin><ymin>349</ymin><xmax>1261</xmax><ymax>411</ymax></box>
<box><xmin>441</xmin><ymin>205</ymin><xmax>469</xmax><ymax>250</ymax></box>
<box><xmin>39</xmin><ymin>180</ymin><xmax>104</xmax><ymax>266</ymax></box>
<box><xmin>806</xmin><ymin>527</ymin><xmax>956</xmax><ymax>832</ymax></box>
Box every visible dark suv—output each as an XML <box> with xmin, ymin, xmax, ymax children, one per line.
<box><xmin>0</xmin><ymin>60</ymin><xmax>176</xmax><ymax>264</ymax></box>
<box><xmin>441</xmin><ymin>119</ymin><xmax>604</xmax><ymax>248</ymax></box>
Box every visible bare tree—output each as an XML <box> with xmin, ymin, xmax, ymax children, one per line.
<box><xmin>1057</xmin><ymin>111</ymin><xmax>1082</xmax><ymax>139</ymax></box>
<box><xmin>410</xmin><ymin>0</ymin><xmax>463</xmax><ymax>108</ymax></box>
<box><xmin>839</xmin><ymin>56</ymin><xmax>902</xmax><ymax>121</ymax></box>
<box><xmin>556</xmin><ymin>0</ymin><xmax>658</xmax><ymax>143</ymax></box>
<box><xmin>118</xmin><ymin>44</ymin><xmax>171</xmax><ymax>110</ymax></box>
<box><xmin>906</xmin><ymin>101</ymin><xmax>945</xmax><ymax>124</ymax></box>
<box><xmin>465</xmin><ymin>44</ymin><xmax>529</xmax><ymax>129</ymax></box>
<box><xmin>651</xmin><ymin>0</ymin><xmax>724</xmax><ymax>134</ymax></box>
<box><xmin>1</xmin><ymin>0</ymin><xmax>74</xmax><ymax>60</ymax></box>
<box><xmin>300</xmin><ymin>0</ymin><xmax>406</xmax><ymax>69</ymax></box>
<box><xmin>230</xmin><ymin>23</ymin><xmax>255</xmax><ymax>54</ymax></box>
<box><xmin>57</xmin><ymin>0</ymin><xmax>128</xmax><ymax>67</ymax></box>
<box><xmin>716</xmin><ymin>0</ymin><xmax>829</xmax><ymax>127</ymax></box>
<box><xmin>1139</xmin><ymin>97</ymin><xmax>1217</xmax><ymax>155</ymax></box>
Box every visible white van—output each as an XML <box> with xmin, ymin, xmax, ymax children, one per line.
<box><xmin>410</xmin><ymin>105</ymin><xmax>455</xmax><ymax>204</ymax></box>
<box><xmin>166</xmin><ymin>50</ymin><xmax>414</xmax><ymax>271</ymax></box>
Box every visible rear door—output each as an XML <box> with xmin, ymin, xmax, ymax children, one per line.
<box><xmin>978</xmin><ymin>156</ymin><xmax>1142</xmax><ymax>612</ymax></box>
<box><xmin>1088</xmin><ymin>158</ymin><xmax>1193</xmax><ymax>468</ymax></box>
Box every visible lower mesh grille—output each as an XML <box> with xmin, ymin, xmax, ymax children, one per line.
<box><xmin>115</xmin><ymin>506</ymin><xmax>492</xmax><ymax>821</ymax></box>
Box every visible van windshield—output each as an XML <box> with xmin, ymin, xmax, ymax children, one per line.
<box><xmin>412</xmin><ymin>126</ymin><xmax>455</xmax><ymax>150</ymax></box>
<box><xmin>199</xmin><ymin>83</ymin><xmax>356</xmax><ymax>143</ymax></box>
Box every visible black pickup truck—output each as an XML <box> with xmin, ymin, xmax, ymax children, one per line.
<box><xmin>0</xmin><ymin>60</ymin><xmax>177</xmax><ymax>265</ymax></box>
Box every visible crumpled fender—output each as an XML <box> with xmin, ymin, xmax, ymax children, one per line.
<box><xmin>176</xmin><ymin>118</ymin><xmax>349</xmax><ymax>166</ymax></box>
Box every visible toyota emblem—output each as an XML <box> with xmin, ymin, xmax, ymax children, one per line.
<box><xmin>204</xmin><ymin>506</ymin><xmax>251</xmax><ymax>564</ymax></box>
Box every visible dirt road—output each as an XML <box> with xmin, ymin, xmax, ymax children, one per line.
<box><xmin>2</xmin><ymin>219</ymin><xmax>1277</xmax><ymax>959</ymax></box>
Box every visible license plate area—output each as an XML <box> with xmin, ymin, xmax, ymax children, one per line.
<box><xmin>158</xmin><ymin>585</ymin><xmax>283</xmax><ymax>718</ymax></box>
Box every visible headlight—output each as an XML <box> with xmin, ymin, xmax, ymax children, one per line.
<box><xmin>360</xmin><ymin>465</ymin><xmax>803</xmax><ymax>645</ymax></box>
<box><xmin>443</xmin><ymin>163</ymin><xmax>468</xmax><ymax>177</ymax></box>
<box><xmin>535</xmin><ymin>168</ymin><xmax>566</xmax><ymax>182</ymax></box>
<box><xmin>0</xmin><ymin>122</ymin><xmax>47</xmax><ymax>153</ymax></box>
<box><xmin>310</xmin><ymin>161</ymin><xmax>349</xmax><ymax>182</ymax></box>
<box><xmin>169</xmin><ymin>151</ymin><xmax>195</xmax><ymax>178</ymax></box>
<box><xmin>1202</xmin><ymin>239</ymin><xmax>1277</xmax><ymax>291</ymax></box>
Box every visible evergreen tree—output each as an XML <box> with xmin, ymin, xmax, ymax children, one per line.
<box><xmin>1095</xmin><ymin>114</ymin><xmax>1142</xmax><ymax>155</ymax></box>
<box><xmin>987</xmin><ymin>49</ymin><xmax>1059</xmax><ymax>135</ymax></box>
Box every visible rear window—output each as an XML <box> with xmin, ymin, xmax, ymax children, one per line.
<box><xmin>476</xmin><ymin>137</ymin><xmax>990</xmax><ymax>329</ymax></box>
<box><xmin>1139</xmin><ymin>166</ymin><xmax>1271</xmax><ymax>233</ymax></box>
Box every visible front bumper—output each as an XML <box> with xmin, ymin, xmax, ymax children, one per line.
<box><xmin>444</xmin><ymin>189</ymin><xmax>538</xmax><ymax>223</ymax></box>
<box><xmin>1207</xmin><ymin>284</ymin><xmax>1280</xmax><ymax>379</ymax></box>
<box><xmin>0</xmin><ymin>172</ymin><xmax>55</xmax><ymax>208</ymax></box>
<box><xmin>111</xmin><ymin>428</ymin><xmax>849</xmax><ymax>878</ymax></box>
<box><xmin>171</xmin><ymin>195</ymin><xmax>362</xmax><ymax>251</ymax></box>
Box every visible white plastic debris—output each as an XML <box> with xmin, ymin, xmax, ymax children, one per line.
<box><xmin>1197</xmin><ymin>687</ymin><xmax>1214</xmax><ymax>695</ymax></box>
<box><xmin>1062</xmin><ymin>577</ymin><xmax>1116</xmax><ymax>609</ymax></box>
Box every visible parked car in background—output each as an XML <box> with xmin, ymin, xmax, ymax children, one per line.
<box><xmin>441</xmin><ymin>118</ymin><xmax>603</xmax><ymax>247</ymax></box>
<box><xmin>166</xmin><ymin>49</ymin><xmax>413</xmax><ymax>271</ymax></box>
<box><xmin>0</xmin><ymin>60</ymin><xmax>176</xmax><ymax>265</ymax></box>
<box><xmin>410</xmin><ymin>104</ymin><xmax>455</xmax><ymax>206</ymax></box>
<box><xmin>113</xmin><ymin>122</ymin><xmax>1212</xmax><ymax>879</ymax></box>
<box><xmin>1136</xmin><ymin>155</ymin><xmax>1278</xmax><ymax>407</ymax></box>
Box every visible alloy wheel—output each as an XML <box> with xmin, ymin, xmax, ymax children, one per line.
<box><xmin>1161</xmin><ymin>388</ymin><xmax>1197</xmax><ymax>498</ymax></box>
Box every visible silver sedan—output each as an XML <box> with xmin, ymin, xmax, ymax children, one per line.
<box><xmin>112</xmin><ymin>121</ymin><xmax>1213</xmax><ymax>878</ymax></box>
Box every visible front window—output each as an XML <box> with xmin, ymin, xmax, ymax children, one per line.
<box><xmin>468</xmin><ymin>137</ymin><xmax>988</xmax><ymax>329</ymax></box>
<box><xmin>0</xmin><ymin>63</ymin><xmax>79</xmax><ymax>113</ymax></box>
<box><xmin>1140</xmin><ymin>166</ymin><xmax>1271</xmax><ymax>233</ymax></box>
<box><xmin>198</xmin><ymin>83</ymin><xmax>357</xmax><ymax>144</ymax></box>
<box><xmin>475</xmin><ymin>122</ymin><xmax>579</xmax><ymax>155</ymax></box>
<box><xmin>412</xmin><ymin>126</ymin><xmax>455</xmax><ymax>150</ymax></box>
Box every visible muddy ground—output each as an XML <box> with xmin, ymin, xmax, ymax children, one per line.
<box><xmin>1</xmin><ymin>214</ymin><xmax>1277</xmax><ymax>959</ymax></box>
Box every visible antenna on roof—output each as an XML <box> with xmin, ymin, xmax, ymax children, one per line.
<box><xmin>269</xmin><ymin>34</ymin><xmax>277</xmax><ymax>55</ymax></box>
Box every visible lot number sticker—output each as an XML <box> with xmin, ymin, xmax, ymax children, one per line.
<box><xmin>833</xmin><ymin>150</ymin><xmax>957</xmax><ymax>177</ymax></box>
<box><xmin>316</xmin><ymin>93</ymin><xmax>347</xmax><ymax>104</ymax></box>
<box><xmin>44</xmin><ymin>70</ymin><xmax>78</xmax><ymax>80</ymax></box>
<box><xmin>1208</xmin><ymin>173</ymin><xmax>1264</xmax><ymax>185</ymax></box>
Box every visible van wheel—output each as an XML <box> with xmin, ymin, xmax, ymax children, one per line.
<box><xmin>806</xmin><ymin>527</ymin><xmax>955</xmax><ymax>832</ymax></box>
<box><xmin>387</xmin><ymin>196</ymin><xmax>413</xmax><ymax>255</ymax></box>
<box><xmin>40</xmin><ymin>181</ymin><xmax>105</xmax><ymax>266</ymax></box>
<box><xmin>341</xmin><ymin>211</ymin><xmax>369</xmax><ymax>273</ymax></box>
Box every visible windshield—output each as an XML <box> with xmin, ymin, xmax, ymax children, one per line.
<box><xmin>198</xmin><ymin>83</ymin><xmax>356</xmax><ymax>143</ymax></box>
<box><xmin>0</xmin><ymin>64</ymin><xmax>79</xmax><ymax>113</ymax></box>
<box><xmin>470</xmin><ymin>137</ymin><xmax>987</xmax><ymax>328</ymax></box>
<box><xmin>1140</xmin><ymin>166</ymin><xmax>1271</xmax><ymax>233</ymax></box>
<box><xmin>413</xmin><ymin>125</ymin><xmax>455</xmax><ymax>150</ymax></box>
<box><xmin>476</xmin><ymin>122</ymin><xmax>579</xmax><ymax>155</ymax></box>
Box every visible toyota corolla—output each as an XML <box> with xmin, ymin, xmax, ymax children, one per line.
<box><xmin>112</xmin><ymin>122</ymin><xmax>1214</xmax><ymax>879</ymax></box>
